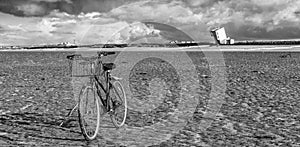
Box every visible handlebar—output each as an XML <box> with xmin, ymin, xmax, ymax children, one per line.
<box><xmin>67</xmin><ymin>51</ymin><xmax>115</xmax><ymax>60</ymax></box>
<box><xmin>66</xmin><ymin>54</ymin><xmax>81</xmax><ymax>60</ymax></box>
<box><xmin>97</xmin><ymin>51</ymin><xmax>116</xmax><ymax>56</ymax></box>
<box><xmin>66</xmin><ymin>54</ymin><xmax>97</xmax><ymax>61</ymax></box>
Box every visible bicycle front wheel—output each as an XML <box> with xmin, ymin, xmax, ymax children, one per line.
<box><xmin>110</xmin><ymin>81</ymin><xmax>127</xmax><ymax>128</ymax></box>
<box><xmin>78</xmin><ymin>85</ymin><xmax>100</xmax><ymax>140</ymax></box>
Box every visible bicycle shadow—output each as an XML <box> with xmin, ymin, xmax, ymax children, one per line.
<box><xmin>98</xmin><ymin>114</ymin><xmax>120</xmax><ymax>129</ymax></box>
<box><xmin>0</xmin><ymin>112</ymin><xmax>85</xmax><ymax>142</ymax></box>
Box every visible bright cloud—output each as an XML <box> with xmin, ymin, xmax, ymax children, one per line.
<box><xmin>107</xmin><ymin>22</ymin><xmax>161</xmax><ymax>44</ymax></box>
<box><xmin>7</xmin><ymin>24</ymin><xmax>27</xmax><ymax>32</ymax></box>
<box><xmin>0</xmin><ymin>10</ymin><xmax>119</xmax><ymax>45</ymax></box>
<box><xmin>110</xmin><ymin>1</ymin><xmax>203</xmax><ymax>24</ymax></box>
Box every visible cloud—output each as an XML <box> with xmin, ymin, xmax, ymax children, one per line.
<box><xmin>36</xmin><ymin>10</ymin><xmax>112</xmax><ymax>37</ymax></box>
<box><xmin>183</xmin><ymin>0</ymin><xmax>220</xmax><ymax>7</ymax></box>
<box><xmin>272</xmin><ymin>1</ymin><xmax>300</xmax><ymax>26</ymax></box>
<box><xmin>31</xmin><ymin>0</ymin><xmax>72</xmax><ymax>3</ymax></box>
<box><xmin>2</xmin><ymin>34</ymin><xmax>29</xmax><ymax>40</ymax></box>
<box><xmin>0</xmin><ymin>24</ymin><xmax>27</xmax><ymax>34</ymax></box>
<box><xmin>50</xmin><ymin>30</ymin><xmax>75</xmax><ymax>34</ymax></box>
<box><xmin>36</xmin><ymin>10</ymin><xmax>123</xmax><ymax>44</ymax></box>
<box><xmin>75</xmin><ymin>21</ymin><xmax>162</xmax><ymax>44</ymax></box>
<box><xmin>0</xmin><ymin>24</ymin><xmax>30</xmax><ymax>44</ymax></box>
<box><xmin>78</xmin><ymin>12</ymin><xmax>101</xmax><ymax>19</ymax></box>
<box><xmin>0</xmin><ymin>0</ymin><xmax>134</xmax><ymax>17</ymax></box>
<box><xmin>107</xmin><ymin>22</ymin><xmax>161</xmax><ymax>44</ymax></box>
<box><xmin>110</xmin><ymin>1</ymin><xmax>203</xmax><ymax>25</ymax></box>
<box><xmin>178</xmin><ymin>0</ymin><xmax>300</xmax><ymax>40</ymax></box>
<box><xmin>251</xmin><ymin>0</ymin><xmax>292</xmax><ymax>7</ymax></box>
<box><xmin>16</xmin><ymin>3</ymin><xmax>46</xmax><ymax>16</ymax></box>
<box><xmin>79</xmin><ymin>0</ymin><xmax>127</xmax><ymax>13</ymax></box>
<box><xmin>7</xmin><ymin>24</ymin><xmax>27</xmax><ymax>32</ymax></box>
<box><xmin>37</xmin><ymin>18</ymin><xmax>58</xmax><ymax>36</ymax></box>
<box><xmin>0</xmin><ymin>10</ymin><xmax>112</xmax><ymax>45</ymax></box>
<box><xmin>0</xmin><ymin>0</ymin><xmax>65</xmax><ymax>16</ymax></box>
<box><xmin>0</xmin><ymin>0</ymin><xmax>72</xmax><ymax>16</ymax></box>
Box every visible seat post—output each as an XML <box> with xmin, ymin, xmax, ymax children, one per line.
<box><xmin>105</xmin><ymin>70</ymin><xmax>110</xmax><ymax>95</ymax></box>
<box><xmin>105</xmin><ymin>70</ymin><xmax>111</xmax><ymax>110</ymax></box>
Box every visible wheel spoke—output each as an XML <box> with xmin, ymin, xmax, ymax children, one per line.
<box><xmin>78</xmin><ymin>85</ymin><xmax>101</xmax><ymax>140</ymax></box>
<box><xmin>110</xmin><ymin>81</ymin><xmax>127</xmax><ymax>128</ymax></box>
<box><xmin>113</xmin><ymin>86</ymin><xmax>123</xmax><ymax>103</ymax></box>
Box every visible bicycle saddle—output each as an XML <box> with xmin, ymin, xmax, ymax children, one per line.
<box><xmin>103</xmin><ymin>63</ymin><xmax>116</xmax><ymax>71</ymax></box>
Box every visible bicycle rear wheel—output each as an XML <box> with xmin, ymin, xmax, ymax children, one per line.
<box><xmin>78</xmin><ymin>85</ymin><xmax>100</xmax><ymax>140</ymax></box>
<box><xmin>110</xmin><ymin>81</ymin><xmax>127</xmax><ymax>128</ymax></box>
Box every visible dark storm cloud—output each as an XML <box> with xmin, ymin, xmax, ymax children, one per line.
<box><xmin>182</xmin><ymin>0</ymin><xmax>224</xmax><ymax>7</ymax></box>
<box><xmin>0</xmin><ymin>0</ymin><xmax>74</xmax><ymax>16</ymax></box>
<box><xmin>0</xmin><ymin>0</ymin><xmax>128</xmax><ymax>17</ymax></box>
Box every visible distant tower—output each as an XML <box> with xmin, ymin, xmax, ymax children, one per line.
<box><xmin>210</xmin><ymin>27</ymin><xmax>234</xmax><ymax>45</ymax></box>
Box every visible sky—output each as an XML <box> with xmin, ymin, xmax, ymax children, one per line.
<box><xmin>1</xmin><ymin>0</ymin><xmax>300</xmax><ymax>45</ymax></box>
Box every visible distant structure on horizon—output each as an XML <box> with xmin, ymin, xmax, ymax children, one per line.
<box><xmin>169</xmin><ymin>40</ymin><xmax>196</xmax><ymax>44</ymax></box>
<box><xmin>210</xmin><ymin>27</ymin><xmax>234</xmax><ymax>45</ymax></box>
<box><xmin>210</xmin><ymin>27</ymin><xmax>300</xmax><ymax>46</ymax></box>
<box><xmin>57</xmin><ymin>41</ymin><xmax>76</xmax><ymax>47</ymax></box>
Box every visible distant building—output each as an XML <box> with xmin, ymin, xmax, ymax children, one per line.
<box><xmin>210</xmin><ymin>27</ymin><xmax>234</xmax><ymax>45</ymax></box>
<box><xmin>57</xmin><ymin>42</ymin><xmax>76</xmax><ymax>47</ymax></box>
<box><xmin>169</xmin><ymin>40</ymin><xmax>177</xmax><ymax>44</ymax></box>
<box><xmin>169</xmin><ymin>40</ymin><xmax>195</xmax><ymax>44</ymax></box>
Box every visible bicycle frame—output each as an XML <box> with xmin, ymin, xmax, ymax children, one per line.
<box><xmin>93</xmin><ymin>72</ymin><xmax>113</xmax><ymax>112</ymax></box>
<box><xmin>89</xmin><ymin>55</ymin><xmax>114</xmax><ymax>112</ymax></box>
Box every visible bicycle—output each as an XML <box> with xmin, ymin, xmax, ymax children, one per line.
<box><xmin>60</xmin><ymin>51</ymin><xmax>127</xmax><ymax>141</ymax></box>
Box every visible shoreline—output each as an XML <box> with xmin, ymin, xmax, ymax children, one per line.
<box><xmin>0</xmin><ymin>45</ymin><xmax>300</xmax><ymax>52</ymax></box>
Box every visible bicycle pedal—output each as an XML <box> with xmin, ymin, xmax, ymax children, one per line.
<box><xmin>113</xmin><ymin>101</ymin><xmax>121</xmax><ymax>108</ymax></box>
<box><xmin>59</xmin><ymin>121</ymin><xmax>68</xmax><ymax>127</ymax></box>
<box><xmin>108</xmin><ymin>109</ymin><xmax>114</xmax><ymax>115</ymax></box>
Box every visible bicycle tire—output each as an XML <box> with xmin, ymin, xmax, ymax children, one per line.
<box><xmin>110</xmin><ymin>81</ymin><xmax>127</xmax><ymax>128</ymax></box>
<box><xmin>78</xmin><ymin>85</ymin><xmax>101</xmax><ymax>140</ymax></box>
